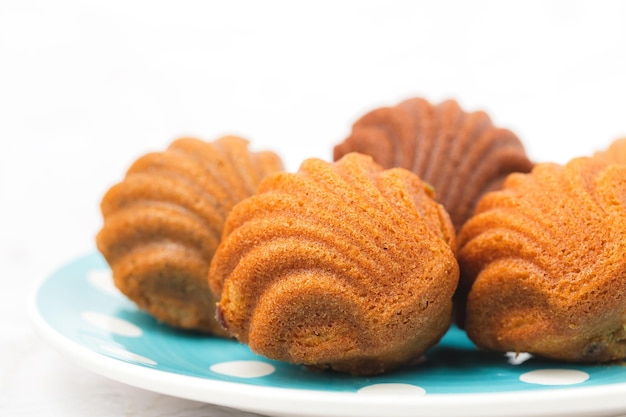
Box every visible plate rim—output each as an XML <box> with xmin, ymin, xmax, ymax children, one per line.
<box><xmin>28</xmin><ymin>253</ymin><xmax>626</xmax><ymax>417</ymax></box>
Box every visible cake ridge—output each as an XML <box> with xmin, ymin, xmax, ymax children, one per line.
<box><xmin>397</xmin><ymin>97</ymin><xmax>435</xmax><ymax>173</ymax></box>
<box><xmin>455</xmin><ymin>139</ymin><xmax>533</xmax><ymax>220</ymax></box>
<box><xmin>264</xmin><ymin>156</ymin><xmax>436</xmax><ymax>256</ymax></box>
<box><xmin>168</xmin><ymin>137</ymin><xmax>251</xmax><ymax>203</ymax></box>
<box><xmin>208</xmin><ymin>214</ymin><xmax>389</xmax><ymax>299</ymax></box>
<box><xmin>220</xmin><ymin>239</ymin><xmax>379</xmax><ymax>339</ymax></box>
<box><xmin>155</xmin><ymin>137</ymin><xmax>239</xmax><ymax>205</ymax></box>
<box><xmin>101</xmin><ymin>172</ymin><xmax>226</xmax><ymax>232</ymax></box>
<box><xmin>435</xmin><ymin>110</ymin><xmax>492</xmax><ymax>203</ymax></box>
<box><xmin>125</xmin><ymin>151</ymin><xmax>232</xmax><ymax>216</ymax></box>
<box><xmin>348</xmin><ymin>107</ymin><xmax>414</xmax><ymax>168</ymax></box>
<box><xmin>421</xmin><ymin>100</ymin><xmax>465</xmax><ymax>182</ymax></box>
<box><xmin>212</xmin><ymin>135</ymin><xmax>265</xmax><ymax>196</ymax></box>
<box><xmin>97</xmin><ymin>203</ymin><xmax>220</xmax><ymax>264</ymax></box>
<box><xmin>231</xmin><ymin>160</ymin><xmax>417</xmax><ymax>251</ymax></box>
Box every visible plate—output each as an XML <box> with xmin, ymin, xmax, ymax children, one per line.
<box><xmin>29</xmin><ymin>253</ymin><xmax>626</xmax><ymax>417</ymax></box>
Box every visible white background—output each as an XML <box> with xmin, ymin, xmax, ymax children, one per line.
<box><xmin>2</xmin><ymin>1</ymin><xmax>626</xmax><ymax>416</ymax></box>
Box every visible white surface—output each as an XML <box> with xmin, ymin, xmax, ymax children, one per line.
<box><xmin>2</xmin><ymin>1</ymin><xmax>626</xmax><ymax>416</ymax></box>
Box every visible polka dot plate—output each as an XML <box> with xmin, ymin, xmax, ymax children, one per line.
<box><xmin>30</xmin><ymin>253</ymin><xmax>626</xmax><ymax>417</ymax></box>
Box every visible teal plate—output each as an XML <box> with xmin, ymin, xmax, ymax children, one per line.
<box><xmin>29</xmin><ymin>253</ymin><xmax>626</xmax><ymax>417</ymax></box>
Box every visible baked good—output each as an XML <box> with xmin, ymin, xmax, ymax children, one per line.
<box><xmin>96</xmin><ymin>136</ymin><xmax>283</xmax><ymax>334</ymax></box>
<box><xmin>457</xmin><ymin>157</ymin><xmax>626</xmax><ymax>362</ymax></box>
<box><xmin>333</xmin><ymin>97</ymin><xmax>533</xmax><ymax>231</ymax></box>
<box><xmin>209</xmin><ymin>152</ymin><xmax>459</xmax><ymax>375</ymax></box>
<box><xmin>594</xmin><ymin>137</ymin><xmax>626</xmax><ymax>164</ymax></box>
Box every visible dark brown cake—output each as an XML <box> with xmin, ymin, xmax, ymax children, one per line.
<box><xmin>334</xmin><ymin>97</ymin><xmax>533</xmax><ymax>231</ymax></box>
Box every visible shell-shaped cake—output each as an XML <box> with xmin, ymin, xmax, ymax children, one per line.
<box><xmin>333</xmin><ymin>97</ymin><xmax>533</xmax><ymax>231</ymax></box>
<box><xmin>96</xmin><ymin>136</ymin><xmax>283</xmax><ymax>335</ymax></box>
<box><xmin>594</xmin><ymin>137</ymin><xmax>626</xmax><ymax>165</ymax></box>
<box><xmin>458</xmin><ymin>157</ymin><xmax>626</xmax><ymax>362</ymax></box>
<box><xmin>209</xmin><ymin>152</ymin><xmax>459</xmax><ymax>375</ymax></box>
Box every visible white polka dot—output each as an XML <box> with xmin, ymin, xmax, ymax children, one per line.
<box><xmin>505</xmin><ymin>351</ymin><xmax>533</xmax><ymax>365</ymax></box>
<box><xmin>87</xmin><ymin>269</ymin><xmax>123</xmax><ymax>297</ymax></box>
<box><xmin>357</xmin><ymin>383</ymin><xmax>426</xmax><ymax>396</ymax></box>
<box><xmin>81</xmin><ymin>311</ymin><xmax>143</xmax><ymax>337</ymax></box>
<box><xmin>210</xmin><ymin>360</ymin><xmax>275</xmax><ymax>378</ymax></box>
<box><xmin>100</xmin><ymin>344</ymin><xmax>156</xmax><ymax>365</ymax></box>
<box><xmin>519</xmin><ymin>369</ymin><xmax>589</xmax><ymax>385</ymax></box>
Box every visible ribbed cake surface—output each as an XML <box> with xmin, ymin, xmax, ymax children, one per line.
<box><xmin>209</xmin><ymin>152</ymin><xmax>459</xmax><ymax>375</ymax></box>
<box><xmin>96</xmin><ymin>136</ymin><xmax>283</xmax><ymax>335</ymax></box>
<box><xmin>333</xmin><ymin>97</ymin><xmax>533</xmax><ymax>231</ymax></box>
<box><xmin>458</xmin><ymin>157</ymin><xmax>626</xmax><ymax>362</ymax></box>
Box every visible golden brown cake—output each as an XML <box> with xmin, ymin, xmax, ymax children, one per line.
<box><xmin>333</xmin><ymin>97</ymin><xmax>533</xmax><ymax>231</ymax></box>
<box><xmin>457</xmin><ymin>157</ymin><xmax>626</xmax><ymax>362</ymax></box>
<box><xmin>96</xmin><ymin>136</ymin><xmax>283</xmax><ymax>335</ymax></box>
<box><xmin>209</xmin><ymin>152</ymin><xmax>459</xmax><ymax>375</ymax></box>
<box><xmin>594</xmin><ymin>137</ymin><xmax>626</xmax><ymax>164</ymax></box>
